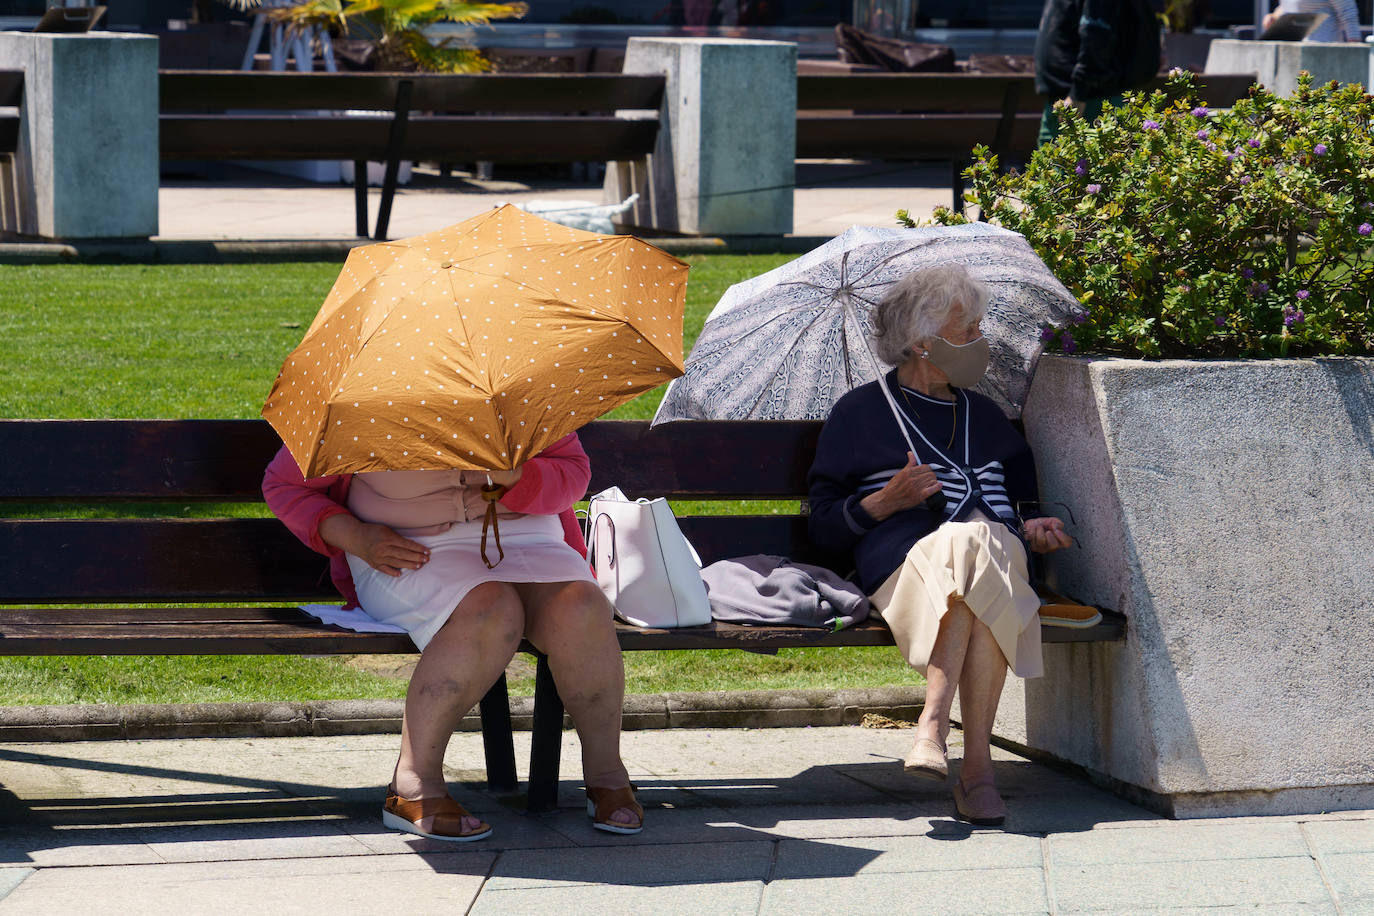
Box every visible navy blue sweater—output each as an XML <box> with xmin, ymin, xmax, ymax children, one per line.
<box><xmin>807</xmin><ymin>371</ymin><xmax>1041</xmax><ymax>594</ymax></box>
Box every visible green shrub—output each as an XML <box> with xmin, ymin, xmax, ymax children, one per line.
<box><xmin>913</xmin><ymin>71</ymin><xmax>1374</xmax><ymax>358</ymax></box>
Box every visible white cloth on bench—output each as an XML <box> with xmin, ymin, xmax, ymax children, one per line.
<box><xmin>298</xmin><ymin>604</ymin><xmax>407</xmax><ymax>634</ymax></box>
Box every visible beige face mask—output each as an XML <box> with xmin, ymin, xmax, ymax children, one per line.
<box><xmin>924</xmin><ymin>335</ymin><xmax>990</xmax><ymax>389</ymax></box>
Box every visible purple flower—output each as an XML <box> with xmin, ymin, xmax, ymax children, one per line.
<box><xmin>1192</xmin><ymin>106</ymin><xmax>1209</xmax><ymax>118</ymax></box>
<box><xmin>1360</xmin><ymin>223</ymin><xmax>1373</xmax><ymax>236</ymax></box>
<box><xmin>1314</xmin><ymin>143</ymin><xmax>1327</xmax><ymax>156</ymax></box>
<box><xmin>1039</xmin><ymin>326</ymin><xmax>1055</xmax><ymax>342</ymax></box>
<box><xmin>1070</xmin><ymin>311</ymin><xmax>1088</xmax><ymax>325</ymax></box>
<box><xmin>1179</xmin><ymin>284</ymin><xmax>1192</xmax><ymax>294</ymax></box>
<box><xmin>1225</xmin><ymin>152</ymin><xmax>1238</xmax><ymax>162</ymax></box>
<box><xmin>1250</xmin><ymin>281</ymin><xmax>1269</xmax><ymax>296</ymax></box>
<box><xmin>1075</xmin><ymin>158</ymin><xmax>1088</xmax><ymax>176</ymax></box>
<box><xmin>1086</xmin><ymin>183</ymin><xmax>1102</xmax><ymax>194</ymax></box>
<box><xmin>1362</xmin><ymin>202</ymin><xmax>1373</xmax><ymax>211</ymax></box>
<box><xmin>1241</xmin><ymin>268</ymin><xmax>1254</xmax><ymax>279</ymax></box>
<box><xmin>1239</xmin><ymin>175</ymin><xmax>1252</xmax><ymax>185</ymax></box>
<box><xmin>1248</xmin><ymin>138</ymin><xmax>1261</xmax><ymax>148</ymax></box>
<box><xmin>1143</xmin><ymin>120</ymin><xmax>1162</xmax><ymax>131</ymax></box>
<box><xmin>1284</xmin><ymin>305</ymin><xmax>1305</xmax><ymax>327</ymax></box>
<box><xmin>1060</xmin><ymin>329</ymin><xmax>1077</xmax><ymax>354</ymax></box>
<box><xmin>1214</xmin><ymin>315</ymin><xmax>1227</xmax><ymax>328</ymax></box>
<box><xmin>1206</xmin><ymin>142</ymin><xmax>1218</xmax><ymax>152</ymax></box>
<box><xmin>1196</xmin><ymin>129</ymin><xmax>1210</xmax><ymax>140</ymax></box>
<box><xmin>1296</xmin><ymin>289</ymin><xmax>1310</xmax><ymax>300</ymax></box>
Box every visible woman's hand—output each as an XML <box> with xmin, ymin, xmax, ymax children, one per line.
<box><xmin>1023</xmin><ymin>516</ymin><xmax>1073</xmax><ymax>554</ymax></box>
<box><xmin>481</xmin><ymin>466</ymin><xmax>524</xmax><ymax>489</ymax></box>
<box><xmin>859</xmin><ymin>452</ymin><xmax>943</xmax><ymax>523</ymax></box>
<box><xmin>318</xmin><ymin>513</ymin><xmax>430</xmax><ymax>577</ymax></box>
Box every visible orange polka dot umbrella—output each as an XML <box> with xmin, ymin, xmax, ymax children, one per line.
<box><xmin>263</xmin><ymin>205</ymin><xmax>689</xmax><ymax>478</ymax></box>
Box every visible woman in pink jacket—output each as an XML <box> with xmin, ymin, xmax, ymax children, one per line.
<box><xmin>263</xmin><ymin>432</ymin><xmax>641</xmax><ymax>841</ymax></box>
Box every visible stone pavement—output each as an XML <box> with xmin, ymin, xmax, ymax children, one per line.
<box><xmin>1</xmin><ymin>725</ymin><xmax>1370</xmax><ymax>914</ymax></box>
<box><xmin>153</xmin><ymin>159</ymin><xmax>953</xmax><ymax>245</ymax></box>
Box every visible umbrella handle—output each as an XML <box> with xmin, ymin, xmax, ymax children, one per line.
<box><xmin>480</xmin><ymin>484</ymin><xmax>508</xmax><ymax>569</ymax></box>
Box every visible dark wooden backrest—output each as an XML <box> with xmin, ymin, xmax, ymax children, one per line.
<box><xmin>0</xmin><ymin>419</ymin><xmax>821</xmax><ymax>604</ymax></box>
<box><xmin>158</xmin><ymin>71</ymin><xmax>666</xmax><ymax>114</ymax></box>
<box><xmin>795</xmin><ymin>72</ymin><xmax>1257</xmax><ymax>114</ymax></box>
<box><xmin>0</xmin><ymin>69</ymin><xmax>22</xmax><ymax>108</ymax></box>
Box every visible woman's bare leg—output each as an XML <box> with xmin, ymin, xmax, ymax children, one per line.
<box><xmin>518</xmin><ymin>580</ymin><xmax>637</xmax><ymax>827</ymax></box>
<box><xmin>913</xmin><ymin>598</ymin><xmax>974</xmax><ymax>750</ymax></box>
<box><xmin>954</xmin><ymin>617</ymin><xmax>1009</xmax><ymax>788</ymax></box>
<box><xmin>393</xmin><ymin>581</ymin><xmax>524</xmax><ymax>831</ymax></box>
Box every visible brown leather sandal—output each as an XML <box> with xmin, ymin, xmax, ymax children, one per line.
<box><xmin>586</xmin><ymin>785</ymin><xmax>643</xmax><ymax>835</ymax></box>
<box><xmin>382</xmin><ymin>788</ymin><xmax>493</xmax><ymax>842</ymax></box>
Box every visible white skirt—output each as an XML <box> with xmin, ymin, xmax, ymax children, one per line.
<box><xmin>869</xmin><ymin>511</ymin><xmax>1043</xmax><ymax>679</ymax></box>
<box><xmin>347</xmin><ymin>513</ymin><xmax>596</xmax><ymax>651</ymax></box>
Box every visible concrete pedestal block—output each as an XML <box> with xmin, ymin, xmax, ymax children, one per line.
<box><xmin>0</xmin><ymin>32</ymin><xmax>158</xmax><ymax>240</ymax></box>
<box><xmin>1205</xmin><ymin>38</ymin><xmax>1370</xmax><ymax>97</ymax></box>
<box><xmin>605</xmin><ymin>37</ymin><xmax>795</xmax><ymax>237</ymax></box>
<box><xmin>985</xmin><ymin>355</ymin><xmax>1374</xmax><ymax>817</ymax></box>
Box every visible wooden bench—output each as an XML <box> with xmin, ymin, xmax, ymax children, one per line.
<box><xmin>1</xmin><ymin>69</ymin><xmax>23</xmax><ymax>226</ymax></box>
<box><xmin>795</xmin><ymin>72</ymin><xmax>1258</xmax><ymax>211</ymax></box>
<box><xmin>158</xmin><ymin>70</ymin><xmax>665</xmax><ymax>241</ymax></box>
<box><xmin>0</xmin><ymin>417</ymin><xmax>1123</xmax><ymax>813</ymax></box>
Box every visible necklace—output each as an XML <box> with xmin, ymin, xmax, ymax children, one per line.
<box><xmin>897</xmin><ymin>381</ymin><xmax>958</xmax><ymax>452</ymax></box>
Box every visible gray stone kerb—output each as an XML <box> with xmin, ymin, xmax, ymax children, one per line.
<box><xmin>0</xmin><ymin>686</ymin><xmax>925</xmax><ymax>742</ymax></box>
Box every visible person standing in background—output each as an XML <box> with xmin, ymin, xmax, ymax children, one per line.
<box><xmin>1034</xmin><ymin>0</ymin><xmax>1164</xmax><ymax>145</ymax></box>
<box><xmin>1263</xmin><ymin>0</ymin><xmax>1362</xmax><ymax>42</ymax></box>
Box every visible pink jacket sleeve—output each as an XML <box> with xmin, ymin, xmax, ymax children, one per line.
<box><xmin>261</xmin><ymin>446</ymin><xmax>351</xmax><ymax>558</ymax></box>
<box><xmin>499</xmin><ymin>432</ymin><xmax>592</xmax><ymax>516</ymax></box>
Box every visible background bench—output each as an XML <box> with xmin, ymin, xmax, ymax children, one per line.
<box><xmin>796</xmin><ymin>72</ymin><xmax>1258</xmax><ymax>211</ymax></box>
<box><xmin>0</xmin><ymin>417</ymin><xmax>1123</xmax><ymax>813</ymax></box>
<box><xmin>158</xmin><ymin>70</ymin><xmax>665</xmax><ymax>240</ymax></box>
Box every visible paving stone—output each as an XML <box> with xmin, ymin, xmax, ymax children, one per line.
<box><xmin>470</xmin><ymin>880</ymin><xmax>765</xmax><ymax>915</ymax></box>
<box><xmin>721</xmin><ymin>802</ymin><xmax>961</xmax><ymax>839</ymax></box>
<box><xmin>0</xmin><ymin>826</ymin><xmax>162</xmax><ymax>867</ymax></box>
<box><xmin>132</xmin><ymin>818</ymin><xmax>376</xmax><ymax>863</ymax></box>
<box><xmin>1052</xmin><ymin>857</ymin><xmax>1332</xmax><ymax>912</ymax></box>
<box><xmin>345</xmin><ymin>811</ymin><xmax>575</xmax><ymax>854</ymax></box>
<box><xmin>1302</xmin><ymin>818</ymin><xmax>1374</xmax><ymax>856</ymax></box>
<box><xmin>1102</xmin><ymin>906</ymin><xmax>1336</xmax><ymax>915</ymax></box>
<box><xmin>1323</xmin><ymin>851</ymin><xmax>1374</xmax><ymax>911</ymax></box>
<box><xmin>0</xmin><ymin>851</ymin><xmax>492</xmax><ymax>916</ymax></box>
<box><xmin>761</xmin><ymin>868</ymin><xmax>1049</xmax><ymax>915</ymax></box>
<box><xmin>485</xmin><ymin>839</ymin><xmax>775</xmax><ymax>889</ymax></box>
<box><xmin>774</xmin><ymin>832</ymin><xmax>1042</xmax><ymax>877</ymax></box>
<box><xmin>1050</xmin><ymin>822</ymin><xmax>1309</xmax><ymax>867</ymax></box>
<box><xmin>0</xmin><ymin>868</ymin><xmax>33</xmax><ymax>902</ymax></box>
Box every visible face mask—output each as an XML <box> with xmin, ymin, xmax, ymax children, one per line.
<box><xmin>923</xmin><ymin>335</ymin><xmax>990</xmax><ymax>388</ymax></box>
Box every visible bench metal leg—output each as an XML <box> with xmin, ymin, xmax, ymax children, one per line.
<box><xmin>526</xmin><ymin>654</ymin><xmax>564</xmax><ymax>815</ymax></box>
<box><xmin>373</xmin><ymin>79</ymin><xmax>413</xmax><ymax>241</ymax></box>
<box><xmin>478</xmin><ymin>672</ymin><xmax>518</xmax><ymax>794</ymax></box>
<box><xmin>354</xmin><ymin>160</ymin><xmax>368</xmax><ymax>238</ymax></box>
<box><xmin>952</xmin><ymin>161</ymin><xmax>965</xmax><ymax>215</ymax></box>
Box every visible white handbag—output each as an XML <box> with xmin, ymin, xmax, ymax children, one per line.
<box><xmin>584</xmin><ymin>486</ymin><xmax>712</xmax><ymax>628</ymax></box>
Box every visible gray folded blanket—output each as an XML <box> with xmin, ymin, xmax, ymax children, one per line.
<box><xmin>700</xmin><ymin>554</ymin><xmax>870</xmax><ymax>631</ymax></box>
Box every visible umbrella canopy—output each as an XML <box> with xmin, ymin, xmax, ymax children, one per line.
<box><xmin>652</xmin><ymin>222</ymin><xmax>1083</xmax><ymax>424</ymax></box>
<box><xmin>265</xmin><ymin>205</ymin><xmax>688</xmax><ymax>477</ymax></box>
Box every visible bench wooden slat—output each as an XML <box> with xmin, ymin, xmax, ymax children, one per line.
<box><xmin>798</xmin><ymin>113</ymin><xmax>1042</xmax><ymax>160</ymax></box>
<box><xmin>797</xmin><ymin>74</ymin><xmax>1043</xmax><ymax>113</ymax></box>
<box><xmin>0</xmin><ymin>623</ymin><xmax>417</xmax><ymax>656</ymax></box>
<box><xmin>0</xmin><ymin>419</ymin><xmax>822</xmax><ymax>502</ymax></box>
<box><xmin>0</xmin><ymin>116</ymin><xmax>17</xmax><ymax>155</ymax></box>
<box><xmin>0</xmin><ymin>69</ymin><xmax>21</xmax><ymax>107</ymax></box>
<box><xmin>6</xmin><ymin>607</ymin><xmax>323</xmax><ymax>625</ymax></box>
<box><xmin>160</xmin><ymin>114</ymin><xmax>660</xmax><ymax>163</ymax></box>
<box><xmin>0</xmin><ymin>515</ymin><xmax>814</xmax><ymax>602</ymax></box>
<box><xmin>0</xmin><ymin>518</ymin><xmax>336</xmax><ymax>603</ymax></box>
<box><xmin>158</xmin><ymin>71</ymin><xmax>666</xmax><ymax>114</ymax></box>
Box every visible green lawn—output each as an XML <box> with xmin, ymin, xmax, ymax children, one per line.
<box><xmin>0</xmin><ymin>254</ymin><xmax>922</xmax><ymax>705</ymax></box>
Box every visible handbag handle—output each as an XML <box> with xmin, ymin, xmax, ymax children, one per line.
<box><xmin>591</xmin><ymin>512</ymin><xmax>617</xmax><ymax>569</ymax></box>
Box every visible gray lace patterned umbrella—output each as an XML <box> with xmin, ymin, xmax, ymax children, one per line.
<box><xmin>652</xmin><ymin>222</ymin><xmax>1084</xmax><ymax>423</ymax></box>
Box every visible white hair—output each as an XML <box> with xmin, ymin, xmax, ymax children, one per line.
<box><xmin>869</xmin><ymin>263</ymin><xmax>990</xmax><ymax>365</ymax></box>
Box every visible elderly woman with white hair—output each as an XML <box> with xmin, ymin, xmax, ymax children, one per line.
<box><xmin>807</xmin><ymin>263</ymin><xmax>1073</xmax><ymax>826</ymax></box>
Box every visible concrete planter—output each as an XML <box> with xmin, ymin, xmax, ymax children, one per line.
<box><xmin>998</xmin><ymin>355</ymin><xmax>1374</xmax><ymax>817</ymax></box>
